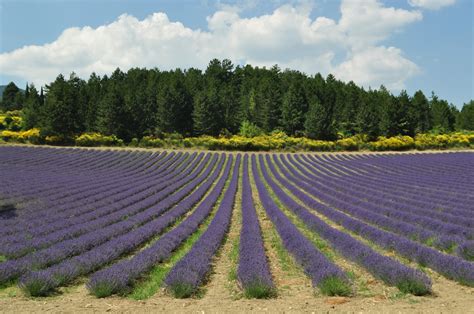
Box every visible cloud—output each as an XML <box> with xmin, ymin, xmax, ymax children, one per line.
<box><xmin>339</xmin><ymin>0</ymin><xmax>422</xmax><ymax>49</ymax></box>
<box><xmin>334</xmin><ymin>46</ymin><xmax>420</xmax><ymax>90</ymax></box>
<box><xmin>408</xmin><ymin>0</ymin><xmax>456</xmax><ymax>10</ymax></box>
<box><xmin>0</xmin><ymin>0</ymin><xmax>423</xmax><ymax>91</ymax></box>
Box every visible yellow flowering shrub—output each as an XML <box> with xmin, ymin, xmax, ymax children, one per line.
<box><xmin>368</xmin><ymin>136</ymin><xmax>415</xmax><ymax>151</ymax></box>
<box><xmin>414</xmin><ymin>133</ymin><xmax>473</xmax><ymax>149</ymax></box>
<box><xmin>1</xmin><ymin>128</ymin><xmax>41</xmax><ymax>143</ymax></box>
<box><xmin>0</xmin><ymin>111</ymin><xmax>22</xmax><ymax>131</ymax></box>
<box><xmin>75</xmin><ymin>133</ymin><xmax>123</xmax><ymax>147</ymax></box>
<box><xmin>336</xmin><ymin>137</ymin><xmax>359</xmax><ymax>151</ymax></box>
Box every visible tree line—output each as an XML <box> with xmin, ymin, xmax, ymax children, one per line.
<box><xmin>1</xmin><ymin>59</ymin><xmax>473</xmax><ymax>141</ymax></box>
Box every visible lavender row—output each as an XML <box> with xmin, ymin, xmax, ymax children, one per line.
<box><xmin>307</xmin><ymin>154</ymin><xmax>474</xmax><ymax>216</ymax></box>
<box><xmin>164</xmin><ymin>155</ymin><xmax>241</xmax><ymax>298</ymax></box>
<box><xmin>0</xmin><ymin>149</ymin><xmax>152</xmax><ymax>223</ymax></box>
<box><xmin>327</xmin><ymin>153</ymin><xmax>473</xmax><ymax>196</ymax></box>
<box><xmin>284</xmin><ymin>155</ymin><xmax>473</xmax><ymax>255</ymax></box>
<box><xmin>1</xmin><ymin>150</ymin><xmax>165</xmax><ymax>220</ymax></box>
<box><xmin>261</xmin><ymin>155</ymin><xmax>432</xmax><ymax>295</ymax></box>
<box><xmin>0</xmin><ymin>151</ymin><xmax>172</xmax><ymax>232</ymax></box>
<box><xmin>20</xmin><ymin>154</ymin><xmax>228</xmax><ymax>297</ymax></box>
<box><xmin>0</xmin><ymin>154</ymin><xmax>199</xmax><ymax>258</ymax></box>
<box><xmin>87</xmin><ymin>154</ymin><xmax>236</xmax><ymax>297</ymax></box>
<box><xmin>346</xmin><ymin>153</ymin><xmax>474</xmax><ymax>194</ymax></box>
<box><xmin>0</xmin><ymin>154</ymin><xmax>216</xmax><ymax>284</ymax></box>
<box><xmin>304</xmin><ymin>154</ymin><xmax>474</xmax><ymax>225</ymax></box>
<box><xmin>237</xmin><ymin>155</ymin><xmax>274</xmax><ymax>297</ymax></box>
<box><xmin>315</xmin><ymin>154</ymin><xmax>474</xmax><ymax>213</ymax></box>
<box><xmin>272</xmin><ymin>154</ymin><xmax>474</xmax><ymax>287</ymax></box>
<box><xmin>250</xmin><ymin>155</ymin><xmax>350</xmax><ymax>295</ymax></box>
<box><xmin>292</xmin><ymin>155</ymin><xmax>474</xmax><ymax>238</ymax></box>
<box><xmin>0</xmin><ymin>152</ymin><xmax>186</xmax><ymax>242</ymax></box>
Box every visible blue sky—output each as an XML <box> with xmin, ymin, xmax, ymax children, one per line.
<box><xmin>0</xmin><ymin>0</ymin><xmax>472</xmax><ymax>107</ymax></box>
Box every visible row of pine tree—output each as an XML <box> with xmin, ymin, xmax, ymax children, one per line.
<box><xmin>1</xmin><ymin>59</ymin><xmax>473</xmax><ymax>141</ymax></box>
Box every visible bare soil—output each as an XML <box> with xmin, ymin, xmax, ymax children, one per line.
<box><xmin>1</xmin><ymin>276</ymin><xmax>473</xmax><ymax>313</ymax></box>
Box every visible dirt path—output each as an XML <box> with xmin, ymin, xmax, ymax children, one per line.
<box><xmin>200</xmin><ymin>167</ymin><xmax>243</xmax><ymax>302</ymax></box>
<box><xmin>1</xmin><ymin>275</ymin><xmax>473</xmax><ymax>313</ymax></box>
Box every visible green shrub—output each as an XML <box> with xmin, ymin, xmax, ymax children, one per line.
<box><xmin>243</xmin><ymin>281</ymin><xmax>277</xmax><ymax>299</ymax></box>
<box><xmin>239</xmin><ymin>120</ymin><xmax>263</xmax><ymax>138</ymax></box>
<box><xmin>319</xmin><ymin>276</ymin><xmax>352</xmax><ymax>296</ymax></box>
<box><xmin>139</xmin><ymin>136</ymin><xmax>165</xmax><ymax>148</ymax></box>
<box><xmin>168</xmin><ymin>282</ymin><xmax>195</xmax><ymax>298</ymax></box>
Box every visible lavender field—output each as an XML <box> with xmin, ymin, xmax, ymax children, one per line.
<box><xmin>0</xmin><ymin>146</ymin><xmax>473</xmax><ymax>304</ymax></box>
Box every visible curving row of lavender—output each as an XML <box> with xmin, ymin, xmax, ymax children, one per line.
<box><xmin>0</xmin><ymin>146</ymin><xmax>472</xmax><ymax>299</ymax></box>
<box><xmin>237</xmin><ymin>155</ymin><xmax>274</xmax><ymax>297</ymax></box>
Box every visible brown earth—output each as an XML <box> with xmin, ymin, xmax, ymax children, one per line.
<box><xmin>1</xmin><ymin>275</ymin><xmax>473</xmax><ymax>313</ymax></box>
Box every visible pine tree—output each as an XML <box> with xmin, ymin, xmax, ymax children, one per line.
<box><xmin>156</xmin><ymin>71</ymin><xmax>193</xmax><ymax>134</ymax></box>
<box><xmin>258</xmin><ymin>70</ymin><xmax>282</xmax><ymax>132</ymax></box>
<box><xmin>457</xmin><ymin>101</ymin><xmax>474</xmax><ymax>130</ymax></box>
<box><xmin>96</xmin><ymin>69</ymin><xmax>130</xmax><ymax>139</ymax></box>
<box><xmin>1</xmin><ymin>82</ymin><xmax>22</xmax><ymax>111</ymax></box>
<box><xmin>411</xmin><ymin>90</ymin><xmax>431</xmax><ymax>133</ymax></box>
<box><xmin>193</xmin><ymin>83</ymin><xmax>222</xmax><ymax>136</ymax></box>
<box><xmin>431</xmin><ymin>93</ymin><xmax>456</xmax><ymax>132</ymax></box>
<box><xmin>356</xmin><ymin>90</ymin><xmax>380</xmax><ymax>140</ymax></box>
<box><xmin>381</xmin><ymin>89</ymin><xmax>413</xmax><ymax>136</ymax></box>
<box><xmin>40</xmin><ymin>74</ymin><xmax>85</xmax><ymax>138</ymax></box>
<box><xmin>22</xmin><ymin>84</ymin><xmax>41</xmax><ymax>129</ymax></box>
<box><xmin>280</xmin><ymin>81</ymin><xmax>307</xmax><ymax>135</ymax></box>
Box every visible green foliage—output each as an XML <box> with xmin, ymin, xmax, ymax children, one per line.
<box><xmin>319</xmin><ymin>276</ymin><xmax>352</xmax><ymax>296</ymax></box>
<box><xmin>139</xmin><ymin>136</ymin><xmax>165</xmax><ymax>148</ymax></box>
<box><xmin>356</xmin><ymin>91</ymin><xmax>381</xmax><ymax>140</ymax></box>
<box><xmin>156</xmin><ymin>70</ymin><xmax>193</xmax><ymax>134</ymax></box>
<box><xmin>457</xmin><ymin>100</ymin><xmax>474</xmax><ymax>130</ymax></box>
<box><xmin>305</xmin><ymin>98</ymin><xmax>336</xmax><ymax>140</ymax></box>
<box><xmin>89</xmin><ymin>282</ymin><xmax>115</xmax><ymax>298</ymax></box>
<box><xmin>40</xmin><ymin>73</ymin><xmax>86</xmax><ymax>138</ymax></box>
<box><xmin>168</xmin><ymin>282</ymin><xmax>195</xmax><ymax>298</ymax></box>
<box><xmin>96</xmin><ymin>69</ymin><xmax>130</xmax><ymax>140</ymax></box>
<box><xmin>19</xmin><ymin>277</ymin><xmax>53</xmax><ymax>297</ymax></box>
<box><xmin>193</xmin><ymin>83</ymin><xmax>223</xmax><ymax>136</ymax></box>
<box><xmin>280</xmin><ymin>81</ymin><xmax>307</xmax><ymax>135</ymax></box>
<box><xmin>396</xmin><ymin>279</ymin><xmax>431</xmax><ymax>296</ymax></box>
<box><xmin>243</xmin><ymin>281</ymin><xmax>277</xmax><ymax>299</ymax></box>
<box><xmin>0</xmin><ymin>82</ymin><xmax>23</xmax><ymax>111</ymax></box>
<box><xmin>239</xmin><ymin>120</ymin><xmax>263</xmax><ymax>138</ymax></box>
<box><xmin>382</xmin><ymin>90</ymin><xmax>415</xmax><ymax>137</ymax></box>
<box><xmin>411</xmin><ymin>90</ymin><xmax>432</xmax><ymax>133</ymax></box>
<box><xmin>431</xmin><ymin>93</ymin><xmax>457</xmax><ymax>132</ymax></box>
<box><xmin>4</xmin><ymin>60</ymin><xmax>469</xmax><ymax>143</ymax></box>
<box><xmin>22</xmin><ymin>84</ymin><xmax>43</xmax><ymax>130</ymax></box>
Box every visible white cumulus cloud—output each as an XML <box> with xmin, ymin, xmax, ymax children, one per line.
<box><xmin>408</xmin><ymin>0</ymin><xmax>456</xmax><ymax>10</ymax></box>
<box><xmin>0</xmin><ymin>0</ymin><xmax>424</xmax><ymax>91</ymax></box>
<box><xmin>334</xmin><ymin>46</ymin><xmax>420</xmax><ymax>90</ymax></box>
